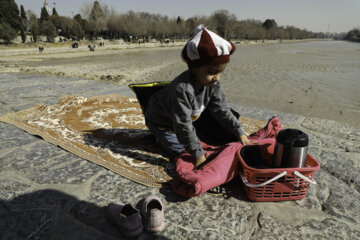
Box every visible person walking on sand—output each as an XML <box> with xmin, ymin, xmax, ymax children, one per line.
<box><xmin>144</xmin><ymin>25</ymin><xmax>251</xmax><ymax>168</ymax></box>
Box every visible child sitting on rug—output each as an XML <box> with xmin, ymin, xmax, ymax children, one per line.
<box><xmin>145</xmin><ymin>25</ymin><xmax>251</xmax><ymax>168</ymax></box>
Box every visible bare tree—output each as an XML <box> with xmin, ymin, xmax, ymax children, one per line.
<box><xmin>184</xmin><ymin>16</ymin><xmax>210</xmax><ymax>37</ymax></box>
<box><xmin>209</xmin><ymin>10</ymin><xmax>236</xmax><ymax>39</ymax></box>
<box><xmin>107</xmin><ymin>14</ymin><xmax>122</xmax><ymax>39</ymax></box>
<box><xmin>26</xmin><ymin>10</ymin><xmax>39</xmax><ymax>41</ymax></box>
<box><xmin>80</xmin><ymin>2</ymin><xmax>92</xmax><ymax>19</ymax></box>
<box><xmin>79</xmin><ymin>5</ymin><xmax>321</xmax><ymax>41</ymax></box>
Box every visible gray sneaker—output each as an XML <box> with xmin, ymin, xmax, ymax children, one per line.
<box><xmin>141</xmin><ymin>195</ymin><xmax>165</xmax><ymax>232</ymax></box>
<box><xmin>106</xmin><ymin>202</ymin><xmax>143</xmax><ymax>237</ymax></box>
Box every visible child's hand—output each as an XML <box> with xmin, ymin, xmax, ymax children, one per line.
<box><xmin>239</xmin><ymin>134</ymin><xmax>258</xmax><ymax>145</ymax></box>
<box><xmin>195</xmin><ymin>155</ymin><xmax>206</xmax><ymax>169</ymax></box>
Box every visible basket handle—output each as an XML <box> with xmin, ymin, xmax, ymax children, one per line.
<box><xmin>239</xmin><ymin>171</ymin><xmax>288</xmax><ymax>188</ymax></box>
<box><xmin>294</xmin><ymin>170</ymin><xmax>317</xmax><ymax>184</ymax></box>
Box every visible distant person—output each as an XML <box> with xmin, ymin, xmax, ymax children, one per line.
<box><xmin>38</xmin><ymin>46</ymin><xmax>44</xmax><ymax>53</ymax></box>
<box><xmin>144</xmin><ymin>25</ymin><xmax>251</xmax><ymax>168</ymax></box>
<box><xmin>88</xmin><ymin>45</ymin><xmax>95</xmax><ymax>51</ymax></box>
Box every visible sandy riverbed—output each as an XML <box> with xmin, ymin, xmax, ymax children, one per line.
<box><xmin>0</xmin><ymin>40</ymin><xmax>359</xmax><ymax>128</ymax></box>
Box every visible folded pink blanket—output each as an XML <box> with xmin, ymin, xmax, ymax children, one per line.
<box><xmin>169</xmin><ymin>117</ymin><xmax>283</xmax><ymax>197</ymax></box>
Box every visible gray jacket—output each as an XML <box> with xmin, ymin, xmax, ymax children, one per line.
<box><xmin>145</xmin><ymin>70</ymin><xmax>245</xmax><ymax>159</ymax></box>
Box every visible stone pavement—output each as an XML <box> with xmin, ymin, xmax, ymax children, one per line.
<box><xmin>0</xmin><ymin>73</ymin><xmax>359</xmax><ymax>239</ymax></box>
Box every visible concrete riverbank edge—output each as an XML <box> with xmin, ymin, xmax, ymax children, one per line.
<box><xmin>0</xmin><ymin>73</ymin><xmax>359</xmax><ymax>239</ymax></box>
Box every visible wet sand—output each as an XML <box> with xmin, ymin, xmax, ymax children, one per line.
<box><xmin>1</xmin><ymin>40</ymin><xmax>359</xmax><ymax>127</ymax></box>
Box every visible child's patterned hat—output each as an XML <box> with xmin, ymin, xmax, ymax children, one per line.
<box><xmin>182</xmin><ymin>24</ymin><xmax>236</xmax><ymax>67</ymax></box>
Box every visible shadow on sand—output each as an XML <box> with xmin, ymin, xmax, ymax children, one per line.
<box><xmin>0</xmin><ymin>189</ymin><xmax>171</xmax><ymax>240</ymax></box>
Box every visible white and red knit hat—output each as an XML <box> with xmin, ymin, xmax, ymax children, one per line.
<box><xmin>182</xmin><ymin>24</ymin><xmax>236</xmax><ymax>67</ymax></box>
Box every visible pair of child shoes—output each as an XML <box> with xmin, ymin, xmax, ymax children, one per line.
<box><xmin>106</xmin><ymin>195</ymin><xmax>164</xmax><ymax>237</ymax></box>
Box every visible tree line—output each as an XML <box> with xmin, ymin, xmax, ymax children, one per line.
<box><xmin>0</xmin><ymin>0</ymin><xmax>345</xmax><ymax>44</ymax></box>
<box><xmin>342</xmin><ymin>28</ymin><xmax>360</xmax><ymax>42</ymax></box>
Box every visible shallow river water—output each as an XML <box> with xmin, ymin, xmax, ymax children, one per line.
<box><xmin>129</xmin><ymin>41</ymin><xmax>360</xmax><ymax>128</ymax></box>
<box><xmin>16</xmin><ymin>40</ymin><xmax>360</xmax><ymax>128</ymax></box>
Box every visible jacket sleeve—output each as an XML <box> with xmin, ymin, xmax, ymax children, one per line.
<box><xmin>171</xmin><ymin>87</ymin><xmax>204</xmax><ymax>159</ymax></box>
<box><xmin>207</xmin><ymin>82</ymin><xmax>245</xmax><ymax>138</ymax></box>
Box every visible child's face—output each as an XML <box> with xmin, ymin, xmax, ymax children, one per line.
<box><xmin>192</xmin><ymin>63</ymin><xmax>227</xmax><ymax>87</ymax></box>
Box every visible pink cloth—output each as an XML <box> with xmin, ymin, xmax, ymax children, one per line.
<box><xmin>169</xmin><ymin>117</ymin><xmax>283</xmax><ymax>197</ymax></box>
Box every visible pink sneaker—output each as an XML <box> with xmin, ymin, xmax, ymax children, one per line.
<box><xmin>141</xmin><ymin>195</ymin><xmax>165</xmax><ymax>232</ymax></box>
<box><xmin>106</xmin><ymin>202</ymin><xmax>143</xmax><ymax>237</ymax></box>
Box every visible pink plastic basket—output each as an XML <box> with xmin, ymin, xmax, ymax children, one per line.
<box><xmin>236</xmin><ymin>144</ymin><xmax>320</xmax><ymax>202</ymax></box>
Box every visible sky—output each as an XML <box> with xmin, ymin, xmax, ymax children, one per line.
<box><xmin>14</xmin><ymin>0</ymin><xmax>360</xmax><ymax>33</ymax></box>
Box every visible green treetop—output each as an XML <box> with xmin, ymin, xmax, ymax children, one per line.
<box><xmin>20</xmin><ymin>5</ymin><xmax>27</xmax><ymax>20</ymax></box>
<box><xmin>0</xmin><ymin>0</ymin><xmax>21</xmax><ymax>30</ymax></box>
<box><xmin>52</xmin><ymin>7</ymin><xmax>59</xmax><ymax>16</ymax></box>
<box><xmin>40</xmin><ymin>6</ymin><xmax>49</xmax><ymax>22</ymax></box>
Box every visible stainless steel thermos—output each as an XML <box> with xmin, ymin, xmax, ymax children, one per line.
<box><xmin>273</xmin><ymin>129</ymin><xmax>309</xmax><ymax>168</ymax></box>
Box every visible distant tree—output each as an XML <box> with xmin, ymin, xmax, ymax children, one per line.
<box><xmin>39</xmin><ymin>20</ymin><xmax>57</xmax><ymax>41</ymax></box>
<box><xmin>138</xmin><ymin>12</ymin><xmax>153</xmax><ymax>39</ymax></box>
<box><xmin>107</xmin><ymin>15</ymin><xmax>121</xmax><ymax>39</ymax></box>
<box><xmin>49</xmin><ymin>16</ymin><xmax>72</xmax><ymax>38</ymax></box>
<box><xmin>40</xmin><ymin>6</ymin><xmax>49</xmax><ymax>23</ymax></box>
<box><xmin>19</xmin><ymin>5</ymin><xmax>28</xmax><ymax>32</ymax></box>
<box><xmin>185</xmin><ymin>18</ymin><xmax>195</xmax><ymax>34</ymax></box>
<box><xmin>343</xmin><ymin>28</ymin><xmax>360</xmax><ymax>42</ymax></box>
<box><xmin>276</xmin><ymin>26</ymin><xmax>287</xmax><ymax>39</ymax></box>
<box><xmin>74</xmin><ymin>14</ymin><xmax>88</xmax><ymax>31</ymax></box>
<box><xmin>235</xmin><ymin>19</ymin><xmax>265</xmax><ymax>40</ymax></box>
<box><xmin>0</xmin><ymin>22</ymin><xmax>18</xmax><ymax>43</ymax></box>
<box><xmin>78</xmin><ymin>3</ymin><xmax>321</xmax><ymax>42</ymax></box>
<box><xmin>49</xmin><ymin>15</ymin><xmax>60</xmax><ymax>31</ymax></box>
<box><xmin>174</xmin><ymin>16</ymin><xmax>185</xmax><ymax>39</ymax></box>
<box><xmin>262</xmin><ymin>19</ymin><xmax>278</xmax><ymax>39</ymax></box>
<box><xmin>71</xmin><ymin>21</ymin><xmax>85</xmax><ymax>39</ymax></box>
<box><xmin>31</xmin><ymin>21</ymin><xmax>39</xmax><ymax>42</ymax></box>
<box><xmin>74</xmin><ymin>14</ymin><xmax>83</xmax><ymax>23</ymax></box>
<box><xmin>286</xmin><ymin>26</ymin><xmax>298</xmax><ymax>39</ymax></box>
<box><xmin>20</xmin><ymin>5</ymin><xmax>27</xmax><ymax>19</ymax></box>
<box><xmin>185</xmin><ymin>17</ymin><xmax>201</xmax><ymax>37</ymax></box>
<box><xmin>52</xmin><ymin>8</ymin><xmax>59</xmax><ymax>16</ymax></box>
<box><xmin>20</xmin><ymin>27</ymin><xmax>26</xmax><ymax>42</ymax></box>
<box><xmin>20</xmin><ymin>5</ymin><xmax>28</xmax><ymax>42</ymax></box>
<box><xmin>0</xmin><ymin>0</ymin><xmax>21</xmax><ymax>30</ymax></box>
<box><xmin>27</xmin><ymin>10</ymin><xmax>38</xmax><ymax>41</ymax></box>
<box><xmin>117</xmin><ymin>11</ymin><xmax>141</xmax><ymax>40</ymax></box>
<box><xmin>262</xmin><ymin>19</ymin><xmax>277</xmax><ymax>30</ymax></box>
<box><xmin>89</xmin><ymin>1</ymin><xmax>105</xmax><ymax>20</ymax></box>
<box><xmin>87</xmin><ymin>1</ymin><xmax>107</xmax><ymax>38</ymax></box>
<box><xmin>177</xmin><ymin>16</ymin><xmax>181</xmax><ymax>25</ymax></box>
<box><xmin>210</xmin><ymin>10</ymin><xmax>235</xmax><ymax>38</ymax></box>
<box><xmin>27</xmin><ymin>9</ymin><xmax>37</xmax><ymax>21</ymax></box>
<box><xmin>253</xmin><ymin>27</ymin><xmax>266</xmax><ymax>40</ymax></box>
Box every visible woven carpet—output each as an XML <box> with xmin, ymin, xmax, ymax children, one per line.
<box><xmin>0</xmin><ymin>95</ymin><xmax>266</xmax><ymax>187</ymax></box>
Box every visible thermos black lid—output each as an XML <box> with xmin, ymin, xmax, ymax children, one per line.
<box><xmin>276</xmin><ymin>128</ymin><xmax>309</xmax><ymax>147</ymax></box>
